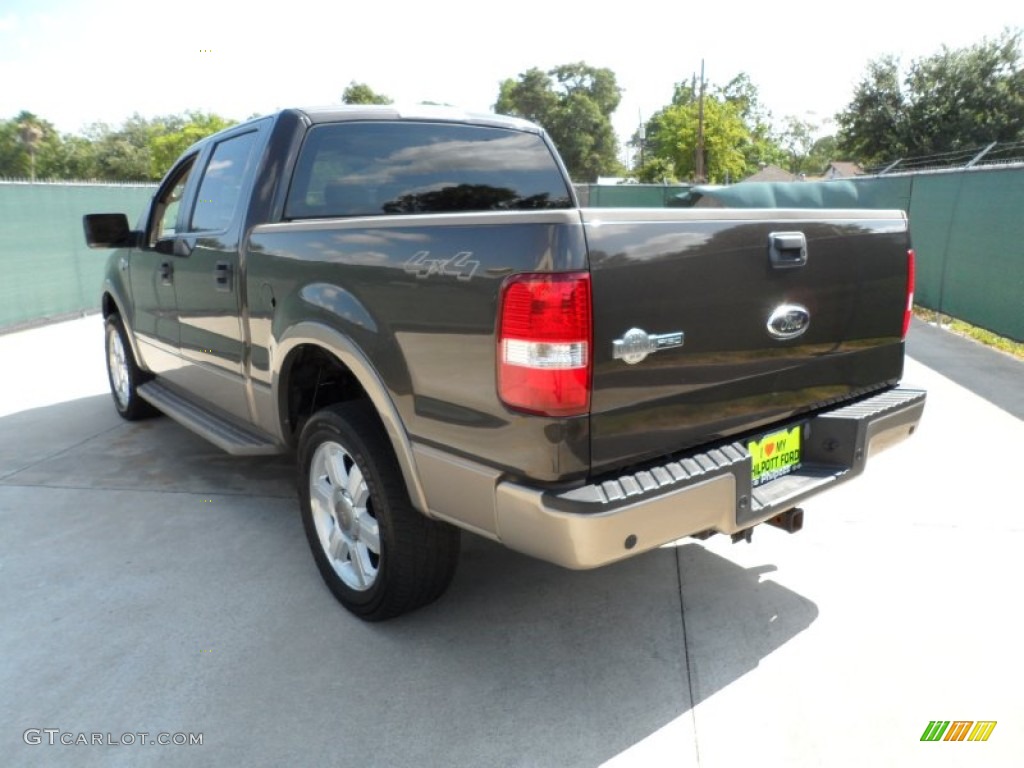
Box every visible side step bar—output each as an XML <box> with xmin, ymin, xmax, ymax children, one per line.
<box><xmin>137</xmin><ymin>381</ymin><xmax>283</xmax><ymax>456</ymax></box>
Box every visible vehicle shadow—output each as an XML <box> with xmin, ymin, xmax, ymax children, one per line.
<box><xmin>0</xmin><ymin>394</ymin><xmax>294</xmax><ymax>495</ymax></box>
<box><xmin>377</xmin><ymin>536</ymin><xmax>819</xmax><ymax>767</ymax></box>
<box><xmin>0</xmin><ymin>393</ymin><xmax>817</xmax><ymax>768</ymax></box>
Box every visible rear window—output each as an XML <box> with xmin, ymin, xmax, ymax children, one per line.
<box><xmin>284</xmin><ymin>121</ymin><xmax>573</xmax><ymax>219</ymax></box>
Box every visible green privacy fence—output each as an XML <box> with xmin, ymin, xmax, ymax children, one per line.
<box><xmin>575</xmin><ymin>183</ymin><xmax>693</xmax><ymax>207</ymax></box>
<box><xmin>4</xmin><ymin>171</ymin><xmax>1022</xmax><ymax>341</ymax></box>
<box><xmin>0</xmin><ymin>181</ymin><xmax>156</xmax><ymax>330</ymax></box>
<box><xmin>904</xmin><ymin>168</ymin><xmax>1024</xmax><ymax>343</ymax></box>
<box><xmin>584</xmin><ymin>166</ymin><xmax>1023</xmax><ymax>342</ymax></box>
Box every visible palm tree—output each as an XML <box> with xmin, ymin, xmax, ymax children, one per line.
<box><xmin>18</xmin><ymin>118</ymin><xmax>43</xmax><ymax>181</ymax></box>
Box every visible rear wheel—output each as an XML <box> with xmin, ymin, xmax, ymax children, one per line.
<box><xmin>297</xmin><ymin>401</ymin><xmax>460</xmax><ymax>620</ymax></box>
<box><xmin>105</xmin><ymin>314</ymin><xmax>158</xmax><ymax>420</ymax></box>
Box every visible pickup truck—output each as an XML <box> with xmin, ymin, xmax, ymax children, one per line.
<box><xmin>84</xmin><ymin>106</ymin><xmax>925</xmax><ymax>620</ymax></box>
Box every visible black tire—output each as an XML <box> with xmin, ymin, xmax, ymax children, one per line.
<box><xmin>297</xmin><ymin>401</ymin><xmax>460</xmax><ymax>621</ymax></box>
<box><xmin>105</xmin><ymin>314</ymin><xmax>158</xmax><ymax>420</ymax></box>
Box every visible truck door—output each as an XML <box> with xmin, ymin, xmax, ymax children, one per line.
<box><xmin>169</xmin><ymin>124</ymin><xmax>265</xmax><ymax>422</ymax></box>
<box><xmin>129</xmin><ymin>154</ymin><xmax>200</xmax><ymax>375</ymax></box>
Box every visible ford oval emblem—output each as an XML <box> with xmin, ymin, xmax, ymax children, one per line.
<box><xmin>766</xmin><ymin>304</ymin><xmax>810</xmax><ymax>339</ymax></box>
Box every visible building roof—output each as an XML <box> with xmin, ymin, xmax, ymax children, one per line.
<box><xmin>825</xmin><ymin>161</ymin><xmax>865</xmax><ymax>178</ymax></box>
<box><xmin>741</xmin><ymin>164</ymin><xmax>799</xmax><ymax>183</ymax></box>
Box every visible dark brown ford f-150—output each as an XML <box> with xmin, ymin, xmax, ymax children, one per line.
<box><xmin>84</xmin><ymin>106</ymin><xmax>925</xmax><ymax>620</ymax></box>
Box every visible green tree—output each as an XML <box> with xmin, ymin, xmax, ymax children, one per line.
<box><xmin>776</xmin><ymin>116</ymin><xmax>832</xmax><ymax>174</ymax></box>
<box><xmin>149</xmin><ymin>111</ymin><xmax>235</xmax><ymax>177</ymax></box>
<box><xmin>837</xmin><ymin>30</ymin><xmax>1024</xmax><ymax>165</ymax></box>
<box><xmin>633</xmin><ymin>155</ymin><xmax>676</xmax><ymax>184</ymax></box>
<box><xmin>777</xmin><ymin>116</ymin><xmax>811</xmax><ymax>173</ymax></box>
<box><xmin>18</xmin><ymin>114</ymin><xmax>45</xmax><ymax>180</ymax></box>
<box><xmin>0</xmin><ymin>119</ymin><xmax>21</xmax><ymax>176</ymax></box>
<box><xmin>495</xmin><ymin>62</ymin><xmax>623</xmax><ymax>181</ymax></box>
<box><xmin>720</xmin><ymin>73</ymin><xmax>786</xmax><ymax>170</ymax></box>
<box><xmin>834</xmin><ymin>55</ymin><xmax>907</xmax><ymax>166</ymax></box>
<box><xmin>41</xmin><ymin>134</ymin><xmax>99</xmax><ymax>179</ymax></box>
<box><xmin>496</xmin><ymin>67</ymin><xmax>559</xmax><ymax>124</ymax></box>
<box><xmin>775</xmin><ymin>118</ymin><xmax>838</xmax><ymax>176</ymax></box>
<box><xmin>636</xmin><ymin>74</ymin><xmax>783</xmax><ymax>183</ymax></box>
<box><xmin>658</xmin><ymin>98</ymin><xmax>749</xmax><ymax>183</ymax></box>
<box><xmin>81</xmin><ymin>114</ymin><xmax>172</xmax><ymax>180</ymax></box>
<box><xmin>342</xmin><ymin>81</ymin><xmax>393</xmax><ymax>105</ymax></box>
<box><xmin>1</xmin><ymin>110</ymin><xmax>236</xmax><ymax>181</ymax></box>
<box><xmin>0</xmin><ymin>113</ymin><xmax>32</xmax><ymax>177</ymax></box>
<box><xmin>806</xmin><ymin>134</ymin><xmax>838</xmax><ymax>175</ymax></box>
<box><xmin>903</xmin><ymin>30</ymin><xmax>1023</xmax><ymax>156</ymax></box>
<box><xmin>2</xmin><ymin>112</ymin><xmax>113</xmax><ymax>180</ymax></box>
<box><xmin>0</xmin><ymin>111</ymin><xmax>58</xmax><ymax>178</ymax></box>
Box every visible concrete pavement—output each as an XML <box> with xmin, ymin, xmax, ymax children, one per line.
<box><xmin>906</xmin><ymin>317</ymin><xmax>1024</xmax><ymax>419</ymax></box>
<box><xmin>1</xmin><ymin>315</ymin><xmax>1021</xmax><ymax>767</ymax></box>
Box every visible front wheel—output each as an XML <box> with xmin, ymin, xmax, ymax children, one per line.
<box><xmin>105</xmin><ymin>314</ymin><xmax>157</xmax><ymax>420</ymax></box>
<box><xmin>297</xmin><ymin>401</ymin><xmax>460</xmax><ymax>620</ymax></box>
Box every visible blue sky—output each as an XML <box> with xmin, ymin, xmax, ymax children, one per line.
<box><xmin>1</xmin><ymin>0</ymin><xmax>1020</xmax><ymax>161</ymax></box>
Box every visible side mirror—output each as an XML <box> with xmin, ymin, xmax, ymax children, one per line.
<box><xmin>83</xmin><ymin>213</ymin><xmax>138</xmax><ymax>249</ymax></box>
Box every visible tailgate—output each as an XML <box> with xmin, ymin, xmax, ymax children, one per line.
<box><xmin>583</xmin><ymin>208</ymin><xmax>910</xmax><ymax>474</ymax></box>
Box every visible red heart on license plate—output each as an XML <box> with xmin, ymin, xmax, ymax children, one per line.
<box><xmin>765</xmin><ymin>442</ymin><xmax>775</xmax><ymax>457</ymax></box>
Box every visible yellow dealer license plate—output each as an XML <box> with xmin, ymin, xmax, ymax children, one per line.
<box><xmin>749</xmin><ymin>425</ymin><xmax>802</xmax><ymax>487</ymax></box>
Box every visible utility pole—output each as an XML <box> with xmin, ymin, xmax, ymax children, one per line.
<box><xmin>695</xmin><ymin>59</ymin><xmax>706</xmax><ymax>183</ymax></box>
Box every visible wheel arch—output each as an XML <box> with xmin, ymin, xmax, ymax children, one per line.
<box><xmin>101</xmin><ymin>286</ymin><xmax>150</xmax><ymax>375</ymax></box>
<box><xmin>273</xmin><ymin>322</ymin><xmax>429</xmax><ymax>514</ymax></box>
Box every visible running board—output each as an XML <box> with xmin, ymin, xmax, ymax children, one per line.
<box><xmin>137</xmin><ymin>381</ymin><xmax>283</xmax><ymax>456</ymax></box>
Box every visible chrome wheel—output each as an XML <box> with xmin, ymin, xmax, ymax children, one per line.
<box><xmin>298</xmin><ymin>402</ymin><xmax>460</xmax><ymax>619</ymax></box>
<box><xmin>107</xmin><ymin>328</ymin><xmax>131</xmax><ymax>409</ymax></box>
<box><xmin>309</xmin><ymin>440</ymin><xmax>381</xmax><ymax>591</ymax></box>
<box><xmin>103</xmin><ymin>314</ymin><xmax>157</xmax><ymax>421</ymax></box>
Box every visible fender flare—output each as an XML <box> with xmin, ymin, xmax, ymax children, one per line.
<box><xmin>272</xmin><ymin>321</ymin><xmax>429</xmax><ymax>514</ymax></box>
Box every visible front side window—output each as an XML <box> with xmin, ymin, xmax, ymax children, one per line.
<box><xmin>285</xmin><ymin>121</ymin><xmax>573</xmax><ymax>219</ymax></box>
<box><xmin>149</xmin><ymin>157</ymin><xmax>195</xmax><ymax>244</ymax></box>
<box><xmin>189</xmin><ymin>131</ymin><xmax>258</xmax><ymax>232</ymax></box>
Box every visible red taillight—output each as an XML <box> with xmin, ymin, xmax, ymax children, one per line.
<box><xmin>902</xmin><ymin>249</ymin><xmax>915</xmax><ymax>339</ymax></box>
<box><xmin>497</xmin><ymin>272</ymin><xmax>592</xmax><ymax>416</ymax></box>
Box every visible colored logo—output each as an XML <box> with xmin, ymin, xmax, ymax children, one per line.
<box><xmin>920</xmin><ymin>721</ymin><xmax>997</xmax><ymax>742</ymax></box>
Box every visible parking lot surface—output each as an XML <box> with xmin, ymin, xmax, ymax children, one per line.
<box><xmin>2</xmin><ymin>315</ymin><xmax>1022</xmax><ymax>767</ymax></box>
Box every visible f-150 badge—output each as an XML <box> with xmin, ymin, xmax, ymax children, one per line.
<box><xmin>612</xmin><ymin>328</ymin><xmax>684</xmax><ymax>365</ymax></box>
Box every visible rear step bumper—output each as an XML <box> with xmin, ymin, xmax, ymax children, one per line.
<box><xmin>493</xmin><ymin>387</ymin><xmax>926</xmax><ymax>569</ymax></box>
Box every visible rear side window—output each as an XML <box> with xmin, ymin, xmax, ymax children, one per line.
<box><xmin>190</xmin><ymin>131</ymin><xmax>258</xmax><ymax>232</ymax></box>
<box><xmin>284</xmin><ymin>121</ymin><xmax>572</xmax><ymax>219</ymax></box>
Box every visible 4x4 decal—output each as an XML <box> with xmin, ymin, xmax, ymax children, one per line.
<box><xmin>403</xmin><ymin>251</ymin><xmax>480</xmax><ymax>281</ymax></box>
